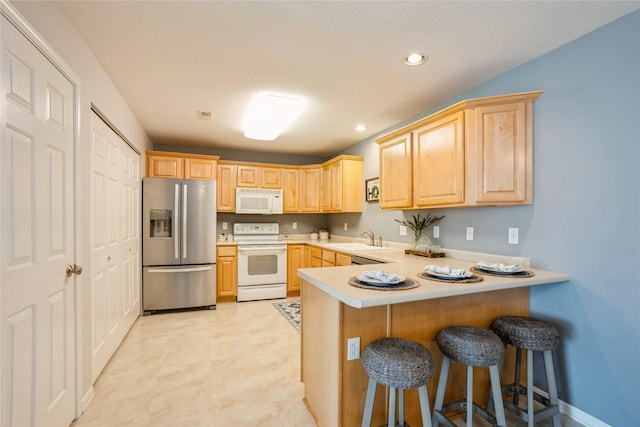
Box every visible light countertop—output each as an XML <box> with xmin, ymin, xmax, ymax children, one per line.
<box><xmin>296</xmin><ymin>242</ymin><xmax>570</xmax><ymax>309</ymax></box>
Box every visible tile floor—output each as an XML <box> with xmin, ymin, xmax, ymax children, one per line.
<box><xmin>72</xmin><ymin>298</ymin><xmax>582</xmax><ymax>427</ymax></box>
<box><xmin>72</xmin><ymin>298</ymin><xmax>316</xmax><ymax>427</ymax></box>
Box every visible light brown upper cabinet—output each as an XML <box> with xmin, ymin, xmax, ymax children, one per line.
<box><xmin>283</xmin><ymin>168</ymin><xmax>300</xmax><ymax>213</ymax></box>
<box><xmin>146</xmin><ymin>151</ymin><xmax>218</xmax><ymax>180</ymax></box>
<box><xmin>236</xmin><ymin>163</ymin><xmax>283</xmax><ymax>189</ymax></box>
<box><xmin>300</xmin><ymin>166</ymin><xmax>322</xmax><ymax>213</ymax></box>
<box><xmin>413</xmin><ymin>112</ymin><xmax>465</xmax><ymax>207</ymax></box>
<box><xmin>261</xmin><ymin>166</ymin><xmax>283</xmax><ymax>189</ymax></box>
<box><xmin>321</xmin><ymin>155</ymin><xmax>363</xmax><ymax>213</ymax></box>
<box><xmin>217</xmin><ymin>162</ymin><xmax>237</xmax><ymax>212</ymax></box>
<box><xmin>376</xmin><ymin>91</ymin><xmax>542</xmax><ymax>209</ymax></box>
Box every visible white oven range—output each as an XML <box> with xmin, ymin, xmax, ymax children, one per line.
<box><xmin>234</xmin><ymin>223</ymin><xmax>287</xmax><ymax>302</ymax></box>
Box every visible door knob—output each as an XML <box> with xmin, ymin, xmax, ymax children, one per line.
<box><xmin>66</xmin><ymin>264</ymin><xmax>83</xmax><ymax>277</ymax></box>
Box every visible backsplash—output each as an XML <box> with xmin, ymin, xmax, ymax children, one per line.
<box><xmin>216</xmin><ymin>213</ymin><xmax>328</xmax><ymax>238</ymax></box>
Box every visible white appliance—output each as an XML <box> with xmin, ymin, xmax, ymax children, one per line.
<box><xmin>142</xmin><ymin>178</ymin><xmax>216</xmax><ymax>313</ymax></box>
<box><xmin>235</xmin><ymin>188</ymin><xmax>283</xmax><ymax>214</ymax></box>
<box><xmin>235</xmin><ymin>223</ymin><xmax>287</xmax><ymax>302</ymax></box>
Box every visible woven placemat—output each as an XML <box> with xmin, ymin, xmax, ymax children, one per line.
<box><xmin>417</xmin><ymin>271</ymin><xmax>483</xmax><ymax>283</ymax></box>
<box><xmin>469</xmin><ymin>266</ymin><xmax>535</xmax><ymax>278</ymax></box>
<box><xmin>348</xmin><ymin>277</ymin><xmax>420</xmax><ymax>291</ymax></box>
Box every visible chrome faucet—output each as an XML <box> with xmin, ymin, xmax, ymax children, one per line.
<box><xmin>360</xmin><ymin>229</ymin><xmax>375</xmax><ymax>246</ymax></box>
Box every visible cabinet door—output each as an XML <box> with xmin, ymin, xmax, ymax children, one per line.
<box><xmin>261</xmin><ymin>166</ymin><xmax>282</xmax><ymax>189</ymax></box>
<box><xmin>184</xmin><ymin>157</ymin><xmax>216</xmax><ymax>180</ymax></box>
<box><xmin>237</xmin><ymin>165</ymin><xmax>260</xmax><ymax>187</ymax></box>
<box><xmin>379</xmin><ymin>134</ymin><xmax>413</xmax><ymax>209</ymax></box>
<box><xmin>301</xmin><ymin>167</ymin><xmax>322</xmax><ymax>212</ymax></box>
<box><xmin>283</xmin><ymin>168</ymin><xmax>300</xmax><ymax>212</ymax></box>
<box><xmin>336</xmin><ymin>253</ymin><xmax>351</xmax><ymax>266</ymax></box>
<box><xmin>339</xmin><ymin>158</ymin><xmax>363</xmax><ymax>212</ymax></box>
<box><xmin>217</xmin><ymin>164</ymin><xmax>237</xmax><ymax>211</ymax></box>
<box><xmin>413</xmin><ymin>112</ymin><xmax>464</xmax><ymax>206</ymax></box>
<box><xmin>330</xmin><ymin>161</ymin><xmax>343</xmax><ymax>211</ymax></box>
<box><xmin>473</xmin><ymin>102</ymin><xmax>531</xmax><ymax>204</ymax></box>
<box><xmin>147</xmin><ymin>154</ymin><xmax>183</xmax><ymax>178</ymax></box>
<box><xmin>321</xmin><ymin>163</ymin><xmax>332</xmax><ymax>212</ymax></box>
<box><xmin>287</xmin><ymin>245</ymin><xmax>305</xmax><ymax>294</ymax></box>
<box><xmin>216</xmin><ymin>246</ymin><xmax>237</xmax><ymax>300</ymax></box>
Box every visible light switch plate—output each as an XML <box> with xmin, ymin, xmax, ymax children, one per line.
<box><xmin>400</xmin><ymin>225</ymin><xmax>407</xmax><ymax>236</ymax></box>
<box><xmin>466</xmin><ymin>227</ymin><xmax>474</xmax><ymax>240</ymax></box>
<box><xmin>433</xmin><ymin>226</ymin><xmax>440</xmax><ymax>238</ymax></box>
<box><xmin>508</xmin><ymin>228</ymin><xmax>519</xmax><ymax>244</ymax></box>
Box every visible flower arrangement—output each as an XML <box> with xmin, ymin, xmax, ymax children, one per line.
<box><xmin>395</xmin><ymin>213</ymin><xmax>445</xmax><ymax>251</ymax></box>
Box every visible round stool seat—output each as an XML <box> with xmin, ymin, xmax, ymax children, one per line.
<box><xmin>362</xmin><ymin>338</ymin><xmax>434</xmax><ymax>389</ymax></box>
<box><xmin>491</xmin><ymin>316</ymin><xmax>559</xmax><ymax>351</ymax></box>
<box><xmin>436</xmin><ymin>326</ymin><xmax>504</xmax><ymax>367</ymax></box>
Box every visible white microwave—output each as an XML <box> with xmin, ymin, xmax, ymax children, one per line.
<box><xmin>235</xmin><ymin>188</ymin><xmax>283</xmax><ymax>214</ymax></box>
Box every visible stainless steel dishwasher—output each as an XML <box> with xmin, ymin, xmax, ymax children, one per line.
<box><xmin>351</xmin><ymin>255</ymin><xmax>386</xmax><ymax>265</ymax></box>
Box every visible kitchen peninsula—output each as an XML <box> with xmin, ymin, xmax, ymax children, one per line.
<box><xmin>297</xmin><ymin>250</ymin><xmax>569</xmax><ymax>426</ymax></box>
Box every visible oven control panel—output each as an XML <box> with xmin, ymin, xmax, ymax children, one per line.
<box><xmin>233</xmin><ymin>223</ymin><xmax>279</xmax><ymax>235</ymax></box>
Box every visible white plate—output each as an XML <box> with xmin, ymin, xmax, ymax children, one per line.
<box><xmin>424</xmin><ymin>270</ymin><xmax>471</xmax><ymax>280</ymax></box>
<box><xmin>476</xmin><ymin>264</ymin><xmax>522</xmax><ymax>274</ymax></box>
<box><xmin>357</xmin><ymin>274</ymin><xmax>405</xmax><ymax>285</ymax></box>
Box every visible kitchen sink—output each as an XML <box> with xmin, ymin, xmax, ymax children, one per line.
<box><xmin>324</xmin><ymin>243</ymin><xmax>393</xmax><ymax>251</ymax></box>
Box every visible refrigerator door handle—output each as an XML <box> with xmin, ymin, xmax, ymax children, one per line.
<box><xmin>174</xmin><ymin>183</ymin><xmax>180</xmax><ymax>260</ymax></box>
<box><xmin>182</xmin><ymin>183</ymin><xmax>188</xmax><ymax>259</ymax></box>
<box><xmin>147</xmin><ymin>266</ymin><xmax>214</xmax><ymax>274</ymax></box>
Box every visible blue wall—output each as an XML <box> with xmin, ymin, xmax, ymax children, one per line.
<box><xmin>332</xmin><ymin>10</ymin><xmax>640</xmax><ymax>425</ymax></box>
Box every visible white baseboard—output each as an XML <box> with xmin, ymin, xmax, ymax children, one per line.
<box><xmin>80</xmin><ymin>385</ymin><xmax>95</xmax><ymax>415</ymax></box>
<box><xmin>534</xmin><ymin>386</ymin><xmax>611</xmax><ymax>427</ymax></box>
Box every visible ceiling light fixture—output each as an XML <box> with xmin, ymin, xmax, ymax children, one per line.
<box><xmin>354</xmin><ymin>124</ymin><xmax>367</xmax><ymax>132</ymax></box>
<box><xmin>242</xmin><ymin>92</ymin><xmax>305</xmax><ymax>141</ymax></box>
<box><xmin>403</xmin><ymin>53</ymin><xmax>427</xmax><ymax>66</ymax></box>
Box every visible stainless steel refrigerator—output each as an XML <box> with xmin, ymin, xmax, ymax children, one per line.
<box><xmin>142</xmin><ymin>178</ymin><xmax>216</xmax><ymax>313</ymax></box>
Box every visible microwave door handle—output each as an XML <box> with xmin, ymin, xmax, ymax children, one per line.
<box><xmin>174</xmin><ymin>184</ymin><xmax>180</xmax><ymax>260</ymax></box>
<box><xmin>182</xmin><ymin>183</ymin><xmax>188</xmax><ymax>259</ymax></box>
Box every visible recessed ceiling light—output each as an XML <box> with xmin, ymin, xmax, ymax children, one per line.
<box><xmin>242</xmin><ymin>92</ymin><xmax>305</xmax><ymax>141</ymax></box>
<box><xmin>403</xmin><ymin>53</ymin><xmax>428</xmax><ymax>66</ymax></box>
<box><xmin>355</xmin><ymin>124</ymin><xmax>367</xmax><ymax>132</ymax></box>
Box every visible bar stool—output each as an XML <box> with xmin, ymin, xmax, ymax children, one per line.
<box><xmin>490</xmin><ymin>316</ymin><xmax>561</xmax><ymax>427</ymax></box>
<box><xmin>432</xmin><ymin>326</ymin><xmax>507</xmax><ymax>427</ymax></box>
<box><xmin>361</xmin><ymin>338</ymin><xmax>434</xmax><ymax>427</ymax></box>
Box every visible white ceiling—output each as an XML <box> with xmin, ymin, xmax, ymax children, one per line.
<box><xmin>59</xmin><ymin>1</ymin><xmax>639</xmax><ymax>157</ymax></box>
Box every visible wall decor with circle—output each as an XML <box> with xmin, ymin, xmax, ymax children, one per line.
<box><xmin>366</xmin><ymin>177</ymin><xmax>380</xmax><ymax>202</ymax></box>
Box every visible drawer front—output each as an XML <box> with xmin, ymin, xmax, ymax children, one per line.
<box><xmin>217</xmin><ymin>245</ymin><xmax>237</xmax><ymax>257</ymax></box>
<box><xmin>310</xmin><ymin>247</ymin><xmax>322</xmax><ymax>258</ymax></box>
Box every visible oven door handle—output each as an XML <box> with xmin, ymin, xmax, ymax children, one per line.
<box><xmin>237</xmin><ymin>245</ymin><xmax>287</xmax><ymax>252</ymax></box>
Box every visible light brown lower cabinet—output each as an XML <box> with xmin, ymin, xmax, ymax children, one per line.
<box><xmin>286</xmin><ymin>244</ymin><xmax>305</xmax><ymax>296</ymax></box>
<box><xmin>216</xmin><ymin>246</ymin><xmax>237</xmax><ymax>302</ymax></box>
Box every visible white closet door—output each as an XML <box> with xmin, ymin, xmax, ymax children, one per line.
<box><xmin>1</xmin><ymin>16</ymin><xmax>76</xmax><ymax>427</ymax></box>
<box><xmin>89</xmin><ymin>112</ymin><xmax>140</xmax><ymax>383</ymax></box>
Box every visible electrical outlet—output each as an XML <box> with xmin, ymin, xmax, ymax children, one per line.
<box><xmin>292</xmin><ymin>222</ymin><xmax>297</xmax><ymax>230</ymax></box>
<box><xmin>222</xmin><ymin>222</ymin><xmax>228</xmax><ymax>230</ymax></box>
<box><xmin>400</xmin><ymin>225</ymin><xmax>407</xmax><ymax>236</ymax></box>
<box><xmin>344</xmin><ymin>222</ymin><xmax>348</xmax><ymax>231</ymax></box>
<box><xmin>433</xmin><ymin>226</ymin><xmax>440</xmax><ymax>238</ymax></box>
<box><xmin>466</xmin><ymin>227</ymin><xmax>474</xmax><ymax>241</ymax></box>
<box><xmin>347</xmin><ymin>337</ymin><xmax>360</xmax><ymax>360</ymax></box>
<box><xmin>508</xmin><ymin>228</ymin><xmax>519</xmax><ymax>244</ymax></box>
